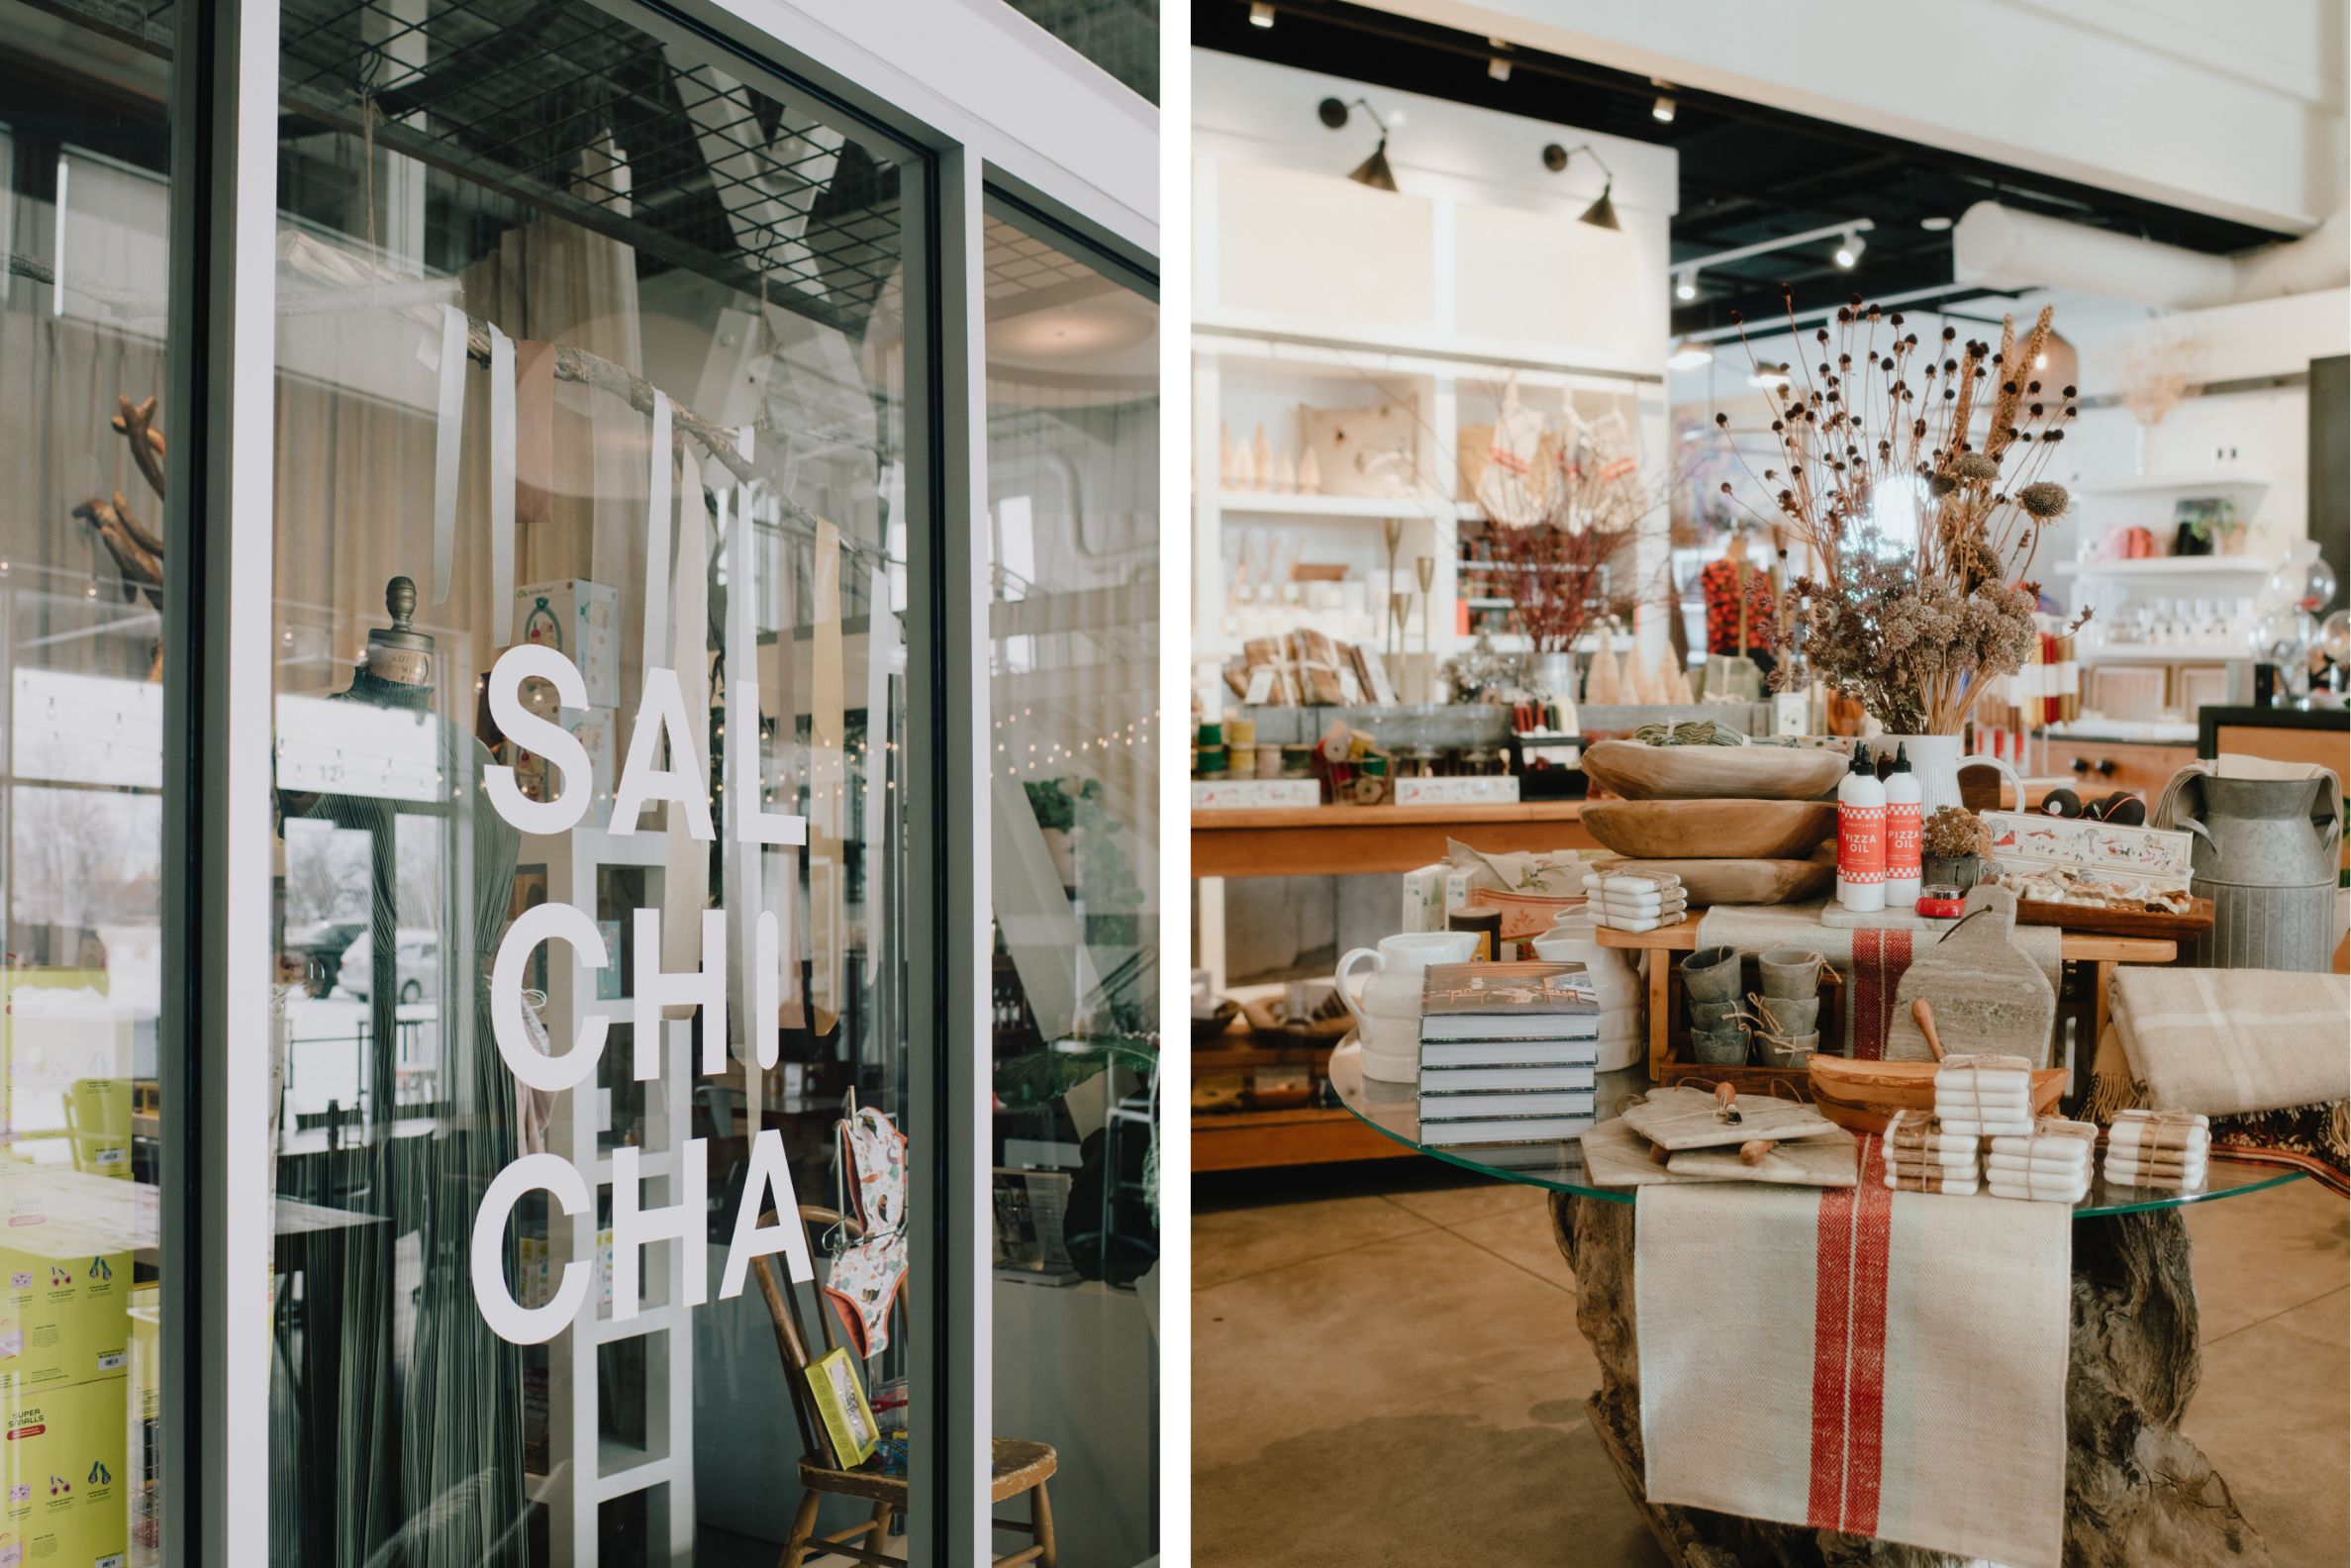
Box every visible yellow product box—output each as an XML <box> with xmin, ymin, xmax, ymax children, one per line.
<box><xmin>0</xmin><ymin>1250</ymin><xmax>130</xmax><ymax>1394</ymax></box>
<box><xmin>0</xmin><ymin>1374</ymin><xmax>129</xmax><ymax>1568</ymax></box>
<box><xmin>126</xmin><ymin>1290</ymin><xmax>154</xmax><ymax>1568</ymax></box>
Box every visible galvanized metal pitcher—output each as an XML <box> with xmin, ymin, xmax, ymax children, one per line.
<box><xmin>2173</xmin><ymin>773</ymin><xmax>2344</xmax><ymax>972</ymax></box>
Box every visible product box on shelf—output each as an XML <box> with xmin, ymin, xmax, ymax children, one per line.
<box><xmin>0</xmin><ymin>1246</ymin><xmax>133</xmax><ymax>1394</ymax></box>
<box><xmin>1192</xmin><ymin>779</ymin><xmax>1322</xmax><ymax>810</ymax></box>
<box><xmin>0</xmin><ymin>1372</ymin><xmax>130</xmax><ymax>1568</ymax></box>
<box><xmin>1393</xmin><ymin>776</ymin><xmax>1520</xmax><ymax>808</ymax></box>
<box><xmin>1982</xmin><ymin>811</ymin><xmax>2193</xmax><ymax>899</ymax></box>
<box><xmin>512</xmin><ymin>578</ymin><xmax>621</xmax><ymax>708</ymax></box>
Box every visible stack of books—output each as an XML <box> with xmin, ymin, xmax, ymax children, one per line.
<box><xmin>1417</xmin><ymin>961</ymin><xmax>1600</xmax><ymax>1146</ymax></box>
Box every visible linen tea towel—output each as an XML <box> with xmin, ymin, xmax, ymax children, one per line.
<box><xmin>1635</xmin><ymin>1138</ymin><xmax>2072</xmax><ymax>1568</ymax></box>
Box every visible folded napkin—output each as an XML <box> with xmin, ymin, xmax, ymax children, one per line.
<box><xmin>1638</xmin><ymin>1135</ymin><xmax>2070</xmax><ymax>1568</ymax></box>
<box><xmin>1986</xmin><ymin>1152</ymin><xmax>2086</xmax><ymax>1176</ymax></box>
<box><xmin>1885</xmin><ymin>1170</ymin><xmax>1980</xmax><ymax>1194</ymax></box>
<box><xmin>1586</xmin><ymin>872</ymin><xmax>1681</xmax><ymax>895</ymax></box>
<box><xmin>1594</xmin><ymin>911</ymin><xmax>1688</xmax><ymax>933</ymax></box>
<box><xmin>1937</xmin><ymin>1115</ymin><xmax>2034</xmax><ymax>1138</ymax></box>
<box><xmin>2105</xmin><ymin>1152</ymin><xmax>2208</xmax><ymax>1178</ymax></box>
<box><xmin>1987</xmin><ymin>1176</ymin><xmax>2088</xmax><ymax>1204</ymax></box>
<box><xmin>1893</xmin><ymin>1148</ymin><xmax>1980</xmax><ymax>1172</ymax></box>
<box><xmin>2107</xmin><ymin>1108</ymin><xmax>2210</xmax><ymax>1151</ymax></box>
<box><xmin>1598</xmin><ymin>894</ymin><xmax>1688</xmax><ymax>919</ymax></box>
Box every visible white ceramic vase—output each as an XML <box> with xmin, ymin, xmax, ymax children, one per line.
<box><xmin>1875</xmin><ymin>734</ymin><xmax>2023</xmax><ymax>817</ymax></box>
<box><xmin>1336</xmin><ymin>931</ymin><xmax>1481</xmax><ymax>1082</ymax></box>
<box><xmin>1532</xmin><ymin>916</ymin><xmax>1644</xmax><ymax>1071</ymax></box>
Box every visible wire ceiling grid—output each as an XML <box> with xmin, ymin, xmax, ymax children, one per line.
<box><xmin>276</xmin><ymin>0</ymin><xmax>902</xmax><ymax>335</ymax></box>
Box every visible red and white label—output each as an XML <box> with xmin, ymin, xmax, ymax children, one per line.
<box><xmin>1884</xmin><ymin>802</ymin><xmax>1921</xmax><ymax>880</ymax></box>
<box><xmin>1838</xmin><ymin>803</ymin><xmax>1887</xmax><ymax>885</ymax></box>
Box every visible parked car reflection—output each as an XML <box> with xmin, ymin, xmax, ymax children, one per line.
<box><xmin>336</xmin><ymin>929</ymin><xmax>438</xmax><ymax>1004</ymax></box>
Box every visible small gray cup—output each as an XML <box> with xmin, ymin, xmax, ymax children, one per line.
<box><xmin>1690</xmin><ymin>1024</ymin><xmax>1750</xmax><ymax>1065</ymax></box>
<box><xmin>1681</xmin><ymin>945</ymin><xmax>1742</xmax><ymax>1004</ymax></box>
<box><xmin>1757</xmin><ymin>995</ymin><xmax>1819</xmax><ymax>1035</ymax></box>
<box><xmin>1754</xmin><ymin>1030</ymin><xmax>1818</xmax><ymax>1070</ymax></box>
<box><xmin>1691</xmin><ymin>1000</ymin><xmax>1744</xmax><ymax>1032</ymax></box>
<box><xmin>1759</xmin><ymin>946</ymin><xmax>1825</xmax><ymax>1000</ymax></box>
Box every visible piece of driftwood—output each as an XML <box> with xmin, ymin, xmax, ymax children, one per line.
<box><xmin>1581</xmin><ymin>738</ymin><xmax>1848</xmax><ymax>802</ymax></box>
<box><xmin>1591</xmin><ymin>853</ymin><xmax>1832</xmax><ymax>907</ymax></box>
<box><xmin>1580</xmin><ymin>800</ymin><xmax>1837</xmax><ymax>861</ymax></box>
<box><xmin>1553</xmin><ymin>1194</ymin><xmax>2273</xmax><ymax>1566</ymax></box>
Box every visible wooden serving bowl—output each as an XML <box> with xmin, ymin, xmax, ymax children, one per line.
<box><xmin>1581</xmin><ymin>739</ymin><xmax>1849</xmax><ymax>802</ymax></box>
<box><xmin>1580</xmin><ymin>799</ymin><xmax>1837</xmax><ymax>861</ymax></box>
<box><xmin>1807</xmin><ymin>1056</ymin><xmax>2066</xmax><ymax>1135</ymax></box>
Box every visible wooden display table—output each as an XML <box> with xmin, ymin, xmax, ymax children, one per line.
<box><xmin>1593</xmin><ymin>921</ymin><xmax>2176</xmax><ymax>1080</ymax></box>
<box><xmin>1191</xmin><ymin>801</ymin><xmax>1597</xmax><ymax>879</ymax></box>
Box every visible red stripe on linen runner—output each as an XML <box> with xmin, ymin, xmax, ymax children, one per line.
<box><xmin>1807</xmin><ymin>1135</ymin><xmax>1897</xmax><ymax>1534</ymax></box>
<box><xmin>1849</xmin><ymin>930</ymin><xmax>1914</xmax><ymax>1061</ymax></box>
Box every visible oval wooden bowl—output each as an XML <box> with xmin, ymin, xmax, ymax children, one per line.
<box><xmin>1582</xmin><ymin>739</ymin><xmax>1849</xmax><ymax>802</ymax></box>
<box><xmin>1580</xmin><ymin>799</ymin><xmax>1837</xmax><ymax>861</ymax></box>
<box><xmin>1591</xmin><ymin>854</ymin><xmax>1831</xmax><ymax>907</ymax></box>
<box><xmin>1807</xmin><ymin>1056</ymin><xmax>2066</xmax><ymax>1135</ymax></box>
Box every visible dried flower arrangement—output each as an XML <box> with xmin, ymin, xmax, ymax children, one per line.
<box><xmin>1920</xmin><ymin>805</ymin><xmax>1992</xmax><ymax>860</ymax></box>
<box><xmin>2106</xmin><ymin>322</ymin><xmax>2204</xmax><ymax>429</ymax></box>
<box><xmin>1711</xmin><ymin>293</ymin><xmax>2089</xmax><ymax>735</ymax></box>
<box><xmin>1479</xmin><ymin>387</ymin><xmax>1665</xmax><ymax>654</ymax></box>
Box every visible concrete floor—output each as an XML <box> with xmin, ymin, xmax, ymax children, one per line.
<box><xmin>1194</xmin><ymin>1158</ymin><xmax>2348</xmax><ymax>1567</ymax></box>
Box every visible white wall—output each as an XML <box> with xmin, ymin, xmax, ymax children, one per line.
<box><xmin>1367</xmin><ymin>0</ymin><xmax>2347</xmax><ymax>233</ymax></box>
<box><xmin>1195</xmin><ymin>49</ymin><xmax>1677</xmax><ymax>374</ymax></box>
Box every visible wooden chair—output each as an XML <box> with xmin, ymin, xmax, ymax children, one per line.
<box><xmin>749</xmin><ymin>1207</ymin><xmax>1058</xmax><ymax>1568</ymax></box>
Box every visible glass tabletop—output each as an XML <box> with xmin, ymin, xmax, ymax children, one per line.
<box><xmin>1329</xmin><ymin>1043</ymin><xmax>2304</xmax><ymax>1218</ymax></box>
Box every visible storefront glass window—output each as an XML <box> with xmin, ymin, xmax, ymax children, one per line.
<box><xmin>0</xmin><ymin>6</ymin><xmax>173</xmax><ymax>1563</ymax></box>
<box><xmin>981</xmin><ymin>206</ymin><xmax>1158</xmax><ymax>1562</ymax></box>
<box><xmin>264</xmin><ymin>0</ymin><xmax>921</xmax><ymax>1559</ymax></box>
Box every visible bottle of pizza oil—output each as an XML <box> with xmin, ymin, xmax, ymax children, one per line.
<box><xmin>1883</xmin><ymin>742</ymin><xmax>1923</xmax><ymax>907</ymax></box>
<box><xmin>1836</xmin><ymin>743</ymin><xmax>1887</xmax><ymax>913</ymax></box>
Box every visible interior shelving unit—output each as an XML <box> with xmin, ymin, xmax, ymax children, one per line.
<box><xmin>1192</xmin><ymin>330</ymin><xmax>1661</xmax><ymax>681</ymax></box>
<box><xmin>524</xmin><ymin>824</ymin><xmax>691</xmax><ymax>1565</ymax></box>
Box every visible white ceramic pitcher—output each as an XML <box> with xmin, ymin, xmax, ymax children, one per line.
<box><xmin>1336</xmin><ymin>931</ymin><xmax>1481</xmax><ymax>1082</ymax></box>
<box><xmin>1532</xmin><ymin>914</ymin><xmax>1644</xmax><ymax>1071</ymax></box>
<box><xmin>1876</xmin><ymin>734</ymin><xmax>2023</xmax><ymax>816</ymax></box>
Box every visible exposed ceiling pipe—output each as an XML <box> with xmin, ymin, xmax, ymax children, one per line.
<box><xmin>1953</xmin><ymin>201</ymin><xmax>2348</xmax><ymax>309</ymax></box>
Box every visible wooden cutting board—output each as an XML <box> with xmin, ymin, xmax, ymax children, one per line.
<box><xmin>1883</xmin><ymin>885</ymin><xmax>2056</xmax><ymax>1066</ymax></box>
<box><xmin>1666</xmin><ymin>1126</ymin><xmax>1859</xmax><ymax>1186</ymax></box>
<box><xmin>1592</xmin><ymin>852</ymin><xmax>1832</xmax><ymax>907</ymax></box>
<box><xmin>1580</xmin><ymin>799</ymin><xmax>1837</xmax><ymax>861</ymax></box>
<box><xmin>1619</xmin><ymin>1083</ymin><xmax>1843</xmax><ymax>1150</ymax></box>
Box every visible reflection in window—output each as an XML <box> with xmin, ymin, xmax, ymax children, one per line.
<box><xmin>266</xmin><ymin>0</ymin><xmax>918</xmax><ymax>1560</ymax></box>
<box><xmin>982</xmin><ymin>209</ymin><xmax>1157</xmax><ymax>1566</ymax></box>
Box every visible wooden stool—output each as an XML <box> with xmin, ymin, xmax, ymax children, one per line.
<box><xmin>752</xmin><ymin>1209</ymin><xmax>1059</xmax><ymax>1568</ymax></box>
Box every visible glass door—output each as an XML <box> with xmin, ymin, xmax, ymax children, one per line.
<box><xmin>262</xmin><ymin>1</ymin><xmax>926</xmax><ymax>1559</ymax></box>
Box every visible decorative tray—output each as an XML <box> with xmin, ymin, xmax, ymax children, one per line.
<box><xmin>2011</xmin><ymin>896</ymin><xmax>2214</xmax><ymax>939</ymax></box>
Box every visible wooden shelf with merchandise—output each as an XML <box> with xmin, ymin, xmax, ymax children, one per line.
<box><xmin>1192</xmin><ymin>800</ymin><xmax>1599</xmax><ymax>878</ymax></box>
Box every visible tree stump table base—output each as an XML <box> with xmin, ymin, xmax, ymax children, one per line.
<box><xmin>1552</xmin><ymin>1193</ymin><xmax>2274</xmax><ymax>1567</ymax></box>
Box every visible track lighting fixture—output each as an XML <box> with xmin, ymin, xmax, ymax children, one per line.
<box><xmin>1489</xmin><ymin>57</ymin><xmax>1512</xmax><ymax>81</ymax></box>
<box><xmin>1249</xmin><ymin>2</ymin><xmax>1274</xmax><ymax>25</ymax></box>
<box><xmin>1652</xmin><ymin>95</ymin><xmax>1676</xmax><ymax>123</ymax></box>
<box><xmin>1673</xmin><ymin>267</ymin><xmax>1698</xmax><ymax>302</ymax></box>
<box><xmin>1833</xmin><ymin>229</ymin><xmax>1866</xmax><ymax>268</ymax></box>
